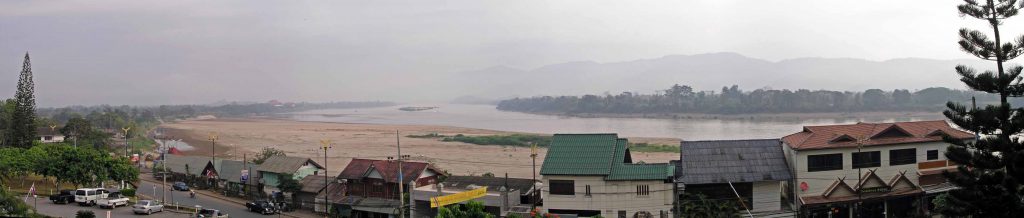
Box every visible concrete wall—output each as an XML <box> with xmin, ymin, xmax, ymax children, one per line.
<box><xmin>751</xmin><ymin>181</ymin><xmax>782</xmax><ymax>212</ymax></box>
<box><xmin>542</xmin><ymin>175</ymin><xmax>673</xmax><ymax>217</ymax></box>
<box><xmin>784</xmin><ymin>141</ymin><xmax>948</xmax><ymax>201</ymax></box>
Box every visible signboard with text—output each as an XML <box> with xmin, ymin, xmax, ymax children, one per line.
<box><xmin>430</xmin><ymin>187</ymin><xmax>488</xmax><ymax>208</ymax></box>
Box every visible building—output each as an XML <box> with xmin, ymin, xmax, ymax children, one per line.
<box><xmin>677</xmin><ymin>139</ymin><xmax>793</xmax><ymax>216</ymax></box>
<box><xmin>333</xmin><ymin>158</ymin><xmax>446</xmax><ymax>218</ymax></box>
<box><xmin>218</xmin><ymin>159</ymin><xmax>259</xmax><ymax>198</ymax></box>
<box><xmin>255</xmin><ymin>156</ymin><xmax>324</xmax><ymax>194</ymax></box>
<box><xmin>411</xmin><ymin>175</ymin><xmax>537</xmax><ymax>217</ymax></box>
<box><xmin>781</xmin><ymin>121</ymin><xmax>973</xmax><ymax>218</ymax></box>
<box><xmin>36</xmin><ymin>127</ymin><xmax>65</xmax><ymax>143</ymax></box>
<box><xmin>540</xmin><ymin>133</ymin><xmax>675</xmax><ymax>218</ymax></box>
<box><xmin>161</xmin><ymin>154</ymin><xmax>221</xmax><ymax>188</ymax></box>
<box><xmin>297</xmin><ymin>176</ymin><xmax>335</xmax><ymax>210</ymax></box>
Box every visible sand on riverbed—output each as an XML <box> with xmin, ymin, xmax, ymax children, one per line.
<box><xmin>159</xmin><ymin>118</ymin><xmax>680</xmax><ymax>179</ymax></box>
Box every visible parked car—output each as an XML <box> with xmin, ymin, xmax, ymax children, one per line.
<box><xmin>49</xmin><ymin>190</ymin><xmax>75</xmax><ymax>204</ymax></box>
<box><xmin>245</xmin><ymin>200</ymin><xmax>278</xmax><ymax>215</ymax></box>
<box><xmin>74</xmin><ymin>188</ymin><xmax>109</xmax><ymax>206</ymax></box>
<box><xmin>173</xmin><ymin>182</ymin><xmax>190</xmax><ymax>191</ymax></box>
<box><xmin>194</xmin><ymin>208</ymin><xmax>229</xmax><ymax>218</ymax></box>
<box><xmin>97</xmin><ymin>191</ymin><xmax>130</xmax><ymax>209</ymax></box>
<box><xmin>132</xmin><ymin>200</ymin><xmax>164</xmax><ymax>215</ymax></box>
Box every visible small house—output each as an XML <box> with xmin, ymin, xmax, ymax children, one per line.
<box><xmin>255</xmin><ymin>156</ymin><xmax>324</xmax><ymax>194</ymax></box>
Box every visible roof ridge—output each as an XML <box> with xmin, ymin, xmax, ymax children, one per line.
<box><xmin>681</xmin><ymin>138</ymin><xmax>779</xmax><ymax>143</ymax></box>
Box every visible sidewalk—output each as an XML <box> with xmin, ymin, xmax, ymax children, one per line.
<box><xmin>139</xmin><ymin>176</ymin><xmax>314</xmax><ymax>218</ymax></box>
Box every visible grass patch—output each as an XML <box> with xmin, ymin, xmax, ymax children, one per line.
<box><xmin>628</xmin><ymin>143</ymin><xmax>679</xmax><ymax>153</ymax></box>
<box><xmin>408</xmin><ymin>133</ymin><xmax>680</xmax><ymax>153</ymax></box>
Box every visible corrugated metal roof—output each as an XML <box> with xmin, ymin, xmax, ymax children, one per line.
<box><xmin>443</xmin><ymin>176</ymin><xmax>535</xmax><ymax>192</ymax></box>
<box><xmin>299</xmin><ymin>176</ymin><xmax>335</xmax><ymax>193</ymax></box>
<box><xmin>540</xmin><ymin>134</ymin><xmax>619</xmax><ymax>175</ymax></box>
<box><xmin>541</xmin><ymin>134</ymin><xmax>673</xmax><ymax>181</ymax></box>
<box><xmin>163</xmin><ymin>154</ymin><xmax>217</xmax><ymax>176</ymax></box>
<box><xmin>255</xmin><ymin>156</ymin><xmax>322</xmax><ymax>174</ymax></box>
<box><xmin>677</xmin><ymin>139</ymin><xmax>792</xmax><ymax>184</ymax></box>
<box><xmin>219</xmin><ymin>160</ymin><xmax>259</xmax><ymax>184</ymax></box>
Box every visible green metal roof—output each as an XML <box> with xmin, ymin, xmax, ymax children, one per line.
<box><xmin>540</xmin><ymin>134</ymin><xmax>619</xmax><ymax>175</ymax></box>
<box><xmin>540</xmin><ymin>134</ymin><xmax>673</xmax><ymax>181</ymax></box>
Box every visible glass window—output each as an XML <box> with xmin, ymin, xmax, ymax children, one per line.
<box><xmin>549</xmin><ymin>180</ymin><xmax>575</xmax><ymax>195</ymax></box>
<box><xmin>852</xmin><ymin>151</ymin><xmax>881</xmax><ymax>168</ymax></box>
<box><xmin>585</xmin><ymin>185</ymin><xmax>591</xmax><ymax>197</ymax></box>
<box><xmin>890</xmin><ymin>148</ymin><xmax>917</xmax><ymax>166</ymax></box>
<box><xmin>927</xmin><ymin>150</ymin><xmax>939</xmax><ymax>160</ymax></box>
<box><xmin>807</xmin><ymin>154</ymin><xmax>843</xmax><ymax>172</ymax></box>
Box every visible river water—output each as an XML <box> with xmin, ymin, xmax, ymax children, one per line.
<box><xmin>288</xmin><ymin>104</ymin><xmax>945</xmax><ymax>140</ymax></box>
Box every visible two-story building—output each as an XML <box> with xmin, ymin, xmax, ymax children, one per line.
<box><xmin>677</xmin><ymin>139</ymin><xmax>793</xmax><ymax>216</ymax></box>
<box><xmin>540</xmin><ymin>133</ymin><xmax>675</xmax><ymax>218</ymax></box>
<box><xmin>333</xmin><ymin>158</ymin><xmax>445</xmax><ymax>218</ymax></box>
<box><xmin>781</xmin><ymin>120</ymin><xmax>972</xmax><ymax>218</ymax></box>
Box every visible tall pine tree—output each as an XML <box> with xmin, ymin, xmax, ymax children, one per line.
<box><xmin>940</xmin><ymin>0</ymin><xmax>1024</xmax><ymax>217</ymax></box>
<box><xmin>9</xmin><ymin>53</ymin><xmax>37</xmax><ymax>148</ymax></box>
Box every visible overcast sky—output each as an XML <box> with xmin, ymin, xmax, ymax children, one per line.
<box><xmin>0</xmin><ymin>0</ymin><xmax>1017</xmax><ymax>107</ymax></box>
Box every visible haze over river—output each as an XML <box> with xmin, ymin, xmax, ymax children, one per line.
<box><xmin>289</xmin><ymin>104</ymin><xmax>945</xmax><ymax>140</ymax></box>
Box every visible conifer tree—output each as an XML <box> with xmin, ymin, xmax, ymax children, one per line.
<box><xmin>9</xmin><ymin>53</ymin><xmax>37</xmax><ymax>148</ymax></box>
<box><xmin>940</xmin><ymin>0</ymin><xmax>1024</xmax><ymax>217</ymax></box>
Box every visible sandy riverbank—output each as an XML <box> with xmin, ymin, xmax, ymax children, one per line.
<box><xmin>159</xmin><ymin>118</ymin><xmax>679</xmax><ymax>178</ymax></box>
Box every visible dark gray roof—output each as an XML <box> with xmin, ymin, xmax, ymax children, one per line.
<box><xmin>163</xmin><ymin>154</ymin><xmax>217</xmax><ymax>176</ymax></box>
<box><xmin>219</xmin><ymin>160</ymin><xmax>259</xmax><ymax>184</ymax></box>
<box><xmin>443</xmin><ymin>176</ymin><xmax>535</xmax><ymax>193</ymax></box>
<box><xmin>299</xmin><ymin>176</ymin><xmax>335</xmax><ymax>193</ymax></box>
<box><xmin>678</xmin><ymin>139</ymin><xmax>792</xmax><ymax>184</ymax></box>
<box><xmin>256</xmin><ymin>156</ymin><xmax>322</xmax><ymax>174</ymax></box>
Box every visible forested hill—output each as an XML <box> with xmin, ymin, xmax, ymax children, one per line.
<box><xmin>496</xmin><ymin>85</ymin><xmax>1009</xmax><ymax>115</ymax></box>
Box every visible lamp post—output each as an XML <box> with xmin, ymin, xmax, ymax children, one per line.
<box><xmin>208</xmin><ymin>133</ymin><xmax>218</xmax><ymax>163</ymax></box>
<box><xmin>530</xmin><ymin>143</ymin><xmax>538</xmax><ymax>209</ymax></box>
<box><xmin>122</xmin><ymin>127</ymin><xmax>131</xmax><ymax>159</ymax></box>
<box><xmin>320</xmin><ymin>139</ymin><xmax>332</xmax><ymax>218</ymax></box>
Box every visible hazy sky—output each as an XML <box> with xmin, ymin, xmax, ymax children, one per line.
<box><xmin>0</xmin><ymin>0</ymin><xmax>1018</xmax><ymax>106</ymax></box>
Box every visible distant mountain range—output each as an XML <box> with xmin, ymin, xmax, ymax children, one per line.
<box><xmin>447</xmin><ymin>52</ymin><xmax>1003</xmax><ymax>102</ymax></box>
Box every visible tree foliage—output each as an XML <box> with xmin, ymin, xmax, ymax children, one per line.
<box><xmin>678</xmin><ymin>193</ymin><xmax>741</xmax><ymax>218</ymax></box>
<box><xmin>436</xmin><ymin>201</ymin><xmax>493</xmax><ymax>218</ymax></box>
<box><xmin>498</xmin><ymin>85</ymin><xmax>1012</xmax><ymax>115</ymax></box>
<box><xmin>9</xmin><ymin>54</ymin><xmax>36</xmax><ymax>148</ymax></box>
<box><xmin>0</xmin><ymin>187</ymin><xmax>29</xmax><ymax>217</ymax></box>
<box><xmin>253</xmin><ymin>147</ymin><xmax>286</xmax><ymax>164</ymax></box>
<box><xmin>939</xmin><ymin>0</ymin><xmax>1024</xmax><ymax>217</ymax></box>
<box><xmin>277</xmin><ymin>174</ymin><xmax>302</xmax><ymax>194</ymax></box>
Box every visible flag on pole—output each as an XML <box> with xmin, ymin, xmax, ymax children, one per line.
<box><xmin>28</xmin><ymin>183</ymin><xmax>35</xmax><ymax>196</ymax></box>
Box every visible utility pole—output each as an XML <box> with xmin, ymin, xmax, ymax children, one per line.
<box><xmin>320</xmin><ymin>139</ymin><xmax>332</xmax><ymax>218</ymax></box>
<box><xmin>396</xmin><ymin>130</ymin><xmax>405</xmax><ymax>218</ymax></box>
<box><xmin>530</xmin><ymin>143</ymin><xmax>538</xmax><ymax>209</ymax></box>
<box><xmin>161</xmin><ymin>136</ymin><xmax>168</xmax><ymax>203</ymax></box>
<box><xmin>122</xmin><ymin>126</ymin><xmax>131</xmax><ymax>189</ymax></box>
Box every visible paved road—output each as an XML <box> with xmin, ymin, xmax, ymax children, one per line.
<box><xmin>137</xmin><ymin>179</ymin><xmax>260</xmax><ymax>217</ymax></box>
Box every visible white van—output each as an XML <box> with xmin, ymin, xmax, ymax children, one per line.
<box><xmin>74</xmin><ymin>188</ymin><xmax>109</xmax><ymax>206</ymax></box>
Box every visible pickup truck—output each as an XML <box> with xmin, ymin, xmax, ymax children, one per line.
<box><xmin>49</xmin><ymin>190</ymin><xmax>75</xmax><ymax>204</ymax></box>
<box><xmin>245</xmin><ymin>200</ymin><xmax>278</xmax><ymax>215</ymax></box>
<box><xmin>97</xmin><ymin>192</ymin><xmax>130</xmax><ymax>209</ymax></box>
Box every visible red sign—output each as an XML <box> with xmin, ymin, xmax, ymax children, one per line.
<box><xmin>800</xmin><ymin>182</ymin><xmax>809</xmax><ymax>191</ymax></box>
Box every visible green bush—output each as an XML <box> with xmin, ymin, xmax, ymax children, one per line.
<box><xmin>76</xmin><ymin>210</ymin><xmax>96</xmax><ymax>218</ymax></box>
<box><xmin>120</xmin><ymin>189</ymin><xmax>136</xmax><ymax>197</ymax></box>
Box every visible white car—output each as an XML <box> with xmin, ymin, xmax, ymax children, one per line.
<box><xmin>74</xmin><ymin>188</ymin><xmax>109</xmax><ymax>206</ymax></box>
<box><xmin>132</xmin><ymin>200</ymin><xmax>165</xmax><ymax>215</ymax></box>
<box><xmin>97</xmin><ymin>191</ymin><xmax>130</xmax><ymax>209</ymax></box>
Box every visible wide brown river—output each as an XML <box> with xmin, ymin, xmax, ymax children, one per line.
<box><xmin>289</xmin><ymin>104</ymin><xmax>945</xmax><ymax>140</ymax></box>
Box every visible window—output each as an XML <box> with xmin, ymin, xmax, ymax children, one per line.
<box><xmin>637</xmin><ymin>185</ymin><xmax>650</xmax><ymax>196</ymax></box>
<box><xmin>585</xmin><ymin>185</ymin><xmax>591</xmax><ymax>197</ymax></box>
<box><xmin>927</xmin><ymin>150</ymin><xmax>939</xmax><ymax>160</ymax></box>
<box><xmin>852</xmin><ymin>151</ymin><xmax>881</xmax><ymax>168</ymax></box>
<box><xmin>807</xmin><ymin>153</ymin><xmax>843</xmax><ymax>172</ymax></box>
<box><xmin>549</xmin><ymin>180</ymin><xmax>575</xmax><ymax>195</ymax></box>
<box><xmin>890</xmin><ymin>148</ymin><xmax>917</xmax><ymax>166</ymax></box>
<box><xmin>619</xmin><ymin>211</ymin><xmax>627</xmax><ymax>218</ymax></box>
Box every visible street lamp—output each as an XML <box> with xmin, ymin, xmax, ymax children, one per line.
<box><xmin>208</xmin><ymin>133</ymin><xmax>219</xmax><ymax>162</ymax></box>
<box><xmin>122</xmin><ymin>127</ymin><xmax>131</xmax><ymax>159</ymax></box>
<box><xmin>319</xmin><ymin>139</ymin><xmax>332</xmax><ymax>218</ymax></box>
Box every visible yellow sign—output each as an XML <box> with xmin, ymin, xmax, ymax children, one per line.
<box><xmin>430</xmin><ymin>187</ymin><xmax>488</xmax><ymax>208</ymax></box>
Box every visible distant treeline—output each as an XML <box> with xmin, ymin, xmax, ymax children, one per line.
<box><xmin>497</xmin><ymin>85</ymin><xmax>1009</xmax><ymax>114</ymax></box>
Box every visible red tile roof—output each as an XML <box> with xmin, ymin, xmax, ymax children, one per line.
<box><xmin>336</xmin><ymin>158</ymin><xmax>445</xmax><ymax>184</ymax></box>
<box><xmin>782</xmin><ymin>120</ymin><xmax>973</xmax><ymax>150</ymax></box>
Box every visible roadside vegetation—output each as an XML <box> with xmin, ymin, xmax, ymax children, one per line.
<box><xmin>408</xmin><ymin>133</ymin><xmax>678</xmax><ymax>153</ymax></box>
